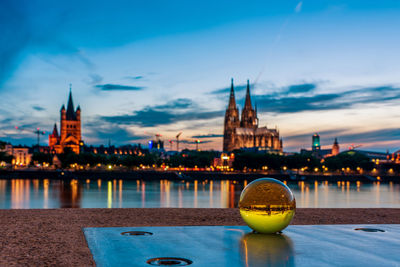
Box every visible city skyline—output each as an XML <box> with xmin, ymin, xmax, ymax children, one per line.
<box><xmin>1</xmin><ymin>0</ymin><xmax>400</xmax><ymax>152</ymax></box>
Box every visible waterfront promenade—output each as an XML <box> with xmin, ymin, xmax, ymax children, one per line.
<box><xmin>1</xmin><ymin>208</ymin><xmax>400</xmax><ymax>266</ymax></box>
<box><xmin>0</xmin><ymin>169</ymin><xmax>397</xmax><ymax>182</ymax></box>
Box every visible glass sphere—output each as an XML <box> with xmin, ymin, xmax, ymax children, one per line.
<box><xmin>239</xmin><ymin>178</ymin><xmax>296</xmax><ymax>234</ymax></box>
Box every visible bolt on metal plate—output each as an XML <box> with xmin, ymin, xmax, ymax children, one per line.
<box><xmin>147</xmin><ymin>257</ymin><xmax>193</xmax><ymax>266</ymax></box>
<box><xmin>354</xmin><ymin>228</ymin><xmax>385</xmax><ymax>232</ymax></box>
<box><xmin>121</xmin><ymin>231</ymin><xmax>153</xmax><ymax>236</ymax></box>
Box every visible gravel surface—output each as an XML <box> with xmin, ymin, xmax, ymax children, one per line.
<box><xmin>0</xmin><ymin>208</ymin><xmax>399</xmax><ymax>266</ymax></box>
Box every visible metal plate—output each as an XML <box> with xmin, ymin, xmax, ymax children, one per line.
<box><xmin>84</xmin><ymin>225</ymin><xmax>400</xmax><ymax>267</ymax></box>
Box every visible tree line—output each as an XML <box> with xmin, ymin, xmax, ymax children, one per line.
<box><xmin>233</xmin><ymin>151</ymin><xmax>374</xmax><ymax>172</ymax></box>
<box><xmin>25</xmin><ymin>148</ymin><xmax>391</xmax><ymax>173</ymax></box>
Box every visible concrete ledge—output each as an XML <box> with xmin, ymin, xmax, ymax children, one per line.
<box><xmin>0</xmin><ymin>208</ymin><xmax>399</xmax><ymax>265</ymax></box>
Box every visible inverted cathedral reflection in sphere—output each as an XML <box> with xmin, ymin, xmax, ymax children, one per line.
<box><xmin>239</xmin><ymin>178</ymin><xmax>296</xmax><ymax>234</ymax></box>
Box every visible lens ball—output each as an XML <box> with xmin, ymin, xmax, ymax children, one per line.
<box><xmin>239</xmin><ymin>178</ymin><xmax>296</xmax><ymax>234</ymax></box>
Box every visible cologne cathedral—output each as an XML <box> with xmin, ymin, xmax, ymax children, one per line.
<box><xmin>49</xmin><ymin>89</ymin><xmax>82</xmax><ymax>154</ymax></box>
<box><xmin>223</xmin><ymin>79</ymin><xmax>283</xmax><ymax>153</ymax></box>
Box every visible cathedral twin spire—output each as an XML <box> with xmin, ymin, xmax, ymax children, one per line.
<box><xmin>228</xmin><ymin>78</ymin><xmax>237</xmax><ymax>110</ymax></box>
<box><xmin>244</xmin><ymin>79</ymin><xmax>252</xmax><ymax>110</ymax></box>
<box><xmin>226</xmin><ymin>78</ymin><xmax>257</xmax><ymax>128</ymax></box>
<box><xmin>223</xmin><ymin>78</ymin><xmax>282</xmax><ymax>152</ymax></box>
<box><xmin>228</xmin><ymin>79</ymin><xmax>254</xmax><ymax>111</ymax></box>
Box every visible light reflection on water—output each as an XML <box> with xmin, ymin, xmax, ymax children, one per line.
<box><xmin>0</xmin><ymin>179</ymin><xmax>399</xmax><ymax>209</ymax></box>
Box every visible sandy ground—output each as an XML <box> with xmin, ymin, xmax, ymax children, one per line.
<box><xmin>0</xmin><ymin>208</ymin><xmax>399</xmax><ymax>266</ymax></box>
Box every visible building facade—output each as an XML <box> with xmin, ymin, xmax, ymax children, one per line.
<box><xmin>12</xmin><ymin>147</ymin><xmax>31</xmax><ymax>166</ymax></box>
<box><xmin>301</xmin><ymin>135</ymin><xmax>340</xmax><ymax>158</ymax></box>
<box><xmin>223</xmin><ymin>79</ymin><xmax>283</xmax><ymax>153</ymax></box>
<box><xmin>331</xmin><ymin>138</ymin><xmax>340</xmax><ymax>156</ymax></box>
<box><xmin>312</xmin><ymin>133</ymin><xmax>321</xmax><ymax>151</ymax></box>
<box><xmin>49</xmin><ymin>89</ymin><xmax>82</xmax><ymax>154</ymax></box>
<box><xmin>0</xmin><ymin>144</ymin><xmax>31</xmax><ymax>167</ymax></box>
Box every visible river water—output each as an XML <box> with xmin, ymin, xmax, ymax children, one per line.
<box><xmin>0</xmin><ymin>179</ymin><xmax>399</xmax><ymax>209</ymax></box>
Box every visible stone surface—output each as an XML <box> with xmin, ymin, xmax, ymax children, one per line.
<box><xmin>85</xmin><ymin>224</ymin><xmax>400</xmax><ymax>267</ymax></box>
<box><xmin>1</xmin><ymin>208</ymin><xmax>400</xmax><ymax>266</ymax></box>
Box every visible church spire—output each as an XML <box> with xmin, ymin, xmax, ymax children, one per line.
<box><xmin>227</xmin><ymin>78</ymin><xmax>237</xmax><ymax>110</ymax></box>
<box><xmin>223</xmin><ymin>78</ymin><xmax>240</xmax><ymax>152</ymax></box>
<box><xmin>52</xmin><ymin>123</ymin><xmax>58</xmax><ymax>137</ymax></box>
<box><xmin>244</xmin><ymin>79</ymin><xmax>252</xmax><ymax>109</ymax></box>
<box><xmin>66</xmin><ymin>85</ymin><xmax>76</xmax><ymax>120</ymax></box>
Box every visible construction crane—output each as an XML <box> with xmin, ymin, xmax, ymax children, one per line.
<box><xmin>176</xmin><ymin>132</ymin><xmax>182</xmax><ymax>151</ymax></box>
<box><xmin>349</xmin><ymin>144</ymin><xmax>362</xmax><ymax>150</ymax></box>
<box><xmin>15</xmin><ymin>126</ymin><xmax>46</xmax><ymax>147</ymax></box>
<box><xmin>144</xmin><ymin>131</ymin><xmax>162</xmax><ymax>141</ymax></box>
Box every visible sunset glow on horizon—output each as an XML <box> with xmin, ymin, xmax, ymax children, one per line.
<box><xmin>1</xmin><ymin>0</ymin><xmax>400</xmax><ymax>152</ymax></box>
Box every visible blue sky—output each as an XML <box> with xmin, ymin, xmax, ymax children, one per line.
<box><xmin>1</xmin><ymin>0</ymin><xmax>400</xmax><ymax>152</ymax></box>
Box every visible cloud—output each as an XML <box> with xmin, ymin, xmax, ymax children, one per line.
<box><xmin>339</xmin><ymin>128</ymin><xmax>400</xmax><ymax>144</ymax></box>
<box><xmin>285</xmin><ymin>83</ymin><xmax>316</xmax><ymax>94</ymax></box>
<box><xmin>211</xmin><ymin>81</ymin><xmax>315</xmax><ymax>98</ymax></box>
<box><xmin>99</xmin><ymin>82</ymin><xmax>400</xmax><ymax>129</ymax></box>
<box><xmin>93</xmin><ymin>127</ymin><xmax>146</xmax><ymax>144</ymax></box>
<box><xmin>127</xmin><ymin>75</ymin><xmax>143</xmax><ymax>80</ymax></box>
<box><xmin>256</xmin><ymin>93</ymin><xmax>343</xmax><ymax>113</ymax></box>
<box><xmin>295</xmin><ymin>1</ymin><xmax>303</xmax><ymax>13</ymax></box>
<box><xmin>102</xmin><ymin>109</ymin><xmax>223</xmax><ymax>127</ymax></box>
<box><xmin>89</xmin><ymin>74</ymin><xmax>103</xmax><ymax>84</ymax></box>
<box><xmin>155</xmin><ymin>98</ymin><xmax>193</xmax><ymax>110</ymax></box>
<box><xmin>83</xmin><ymin>118</ymin><xmax>147</xmax><ymax>145</ymax></box>
<box><xmin>253</xmin><ymin>84</ymin><xmax>400</xmax><ymax>114</ymax></box>
<box><xmin>101</xmin><ymin>97</ymin><xmax>223</xmax><ymax>127</ymax></box>
<box><xmin>32</xmin><ymin>105</ymin><xmax>45</xmax><ymax>111</ymax></box>
<box><xmin>191</xmin><ymin>134</ymin><xmax>223</xmax><ymax>138</ymax></box>
<box><xmin>284</xmin><ymin>127</ymin><xmax>400</xmax><ymax>152</ymax></box>
<box><xmin>0</xmin><ymin>118</ymin><xmax>13</xmax><ymax>124</ymax></box>
<box><xmin>285</xmin><ymin>129</ymin><xmax>345</xmax><ymax>140</ymax></box>
<box><xmin>210</xmin><ymin>82</ymin><xmax>251</xmax><ymax>95</ymax></box>
<box><xmin>95</xmin><ymin>84</ymin><xmax>146</xmax><ymax>91</ymax></box>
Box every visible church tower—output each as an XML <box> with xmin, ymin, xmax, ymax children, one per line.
<box><xmin>49</xmin><ymin>87</ymin><xmax>82</xmax><ymax>154</ymax></box>
<box><xmin>332</xmin><ymin>138</ymin><xmax>339</xmax><ymax>156</ymax></box>
<box><xmin>49</xmin><ymin>123</ymin><xmax>60</xmax><ymax>150</ymax></box>
<box><xmin>240</xmin><ymin>80</ymin><xmax>258</xmax><ymax>129</ymax></box>
<box><xmin>223</xmin><ymin>79</ymin><xmax>240</xmax><ymax>151</ymax></box>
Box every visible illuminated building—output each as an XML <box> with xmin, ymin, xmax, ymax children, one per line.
<box><xmin>148</xmin><ymin>139</ymin><xmax>164</xmax><ymax>151</ymax></box>
<box><xmin>331</xmin><ymin>138</ymin><xmax>340</xmax><ymax>156</ymax></box>
<box><xmin>11</xmin><ymin>147</ymin><xmax>31</xmax><ymax>166</ymax></box>
<box><xmin>49</xmin><ymin>88</ymin><xmax>82</xmax><ymax>154</ymax></box>
<box><xmin>213</xmin><ymin>153</ymin><xmax>235</xmax><ymax>170</ymax></box>
<box><xmin>301</xmin><ymin>135</ymin><xmax>339</xmax><ymax>158</ymax></box>
<box><xmin>312</xmin><ymin>133</ymin><xmax>320</xmax><ymax>151</ymax></box>
<box><xmin>82</xmin><ymin>144</ymin><xmax>144</xmax><ymax>156</ymax></box>
<box><xmin>223</xmin><ymin>79</ymin><xmax>282</xmax><ymax>153</ymax></box>
<box><xmin>0</xmin><ymin>144</ymin><xmax>31</xmax><ymax>167</ymax></box>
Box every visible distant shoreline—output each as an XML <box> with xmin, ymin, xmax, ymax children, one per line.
<box><xmin>0</xmin><ymin>169</ymin><xmax>398</xmax><ymax>182</ymax></box>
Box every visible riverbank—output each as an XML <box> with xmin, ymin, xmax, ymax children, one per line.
<box><xmin>0</xmin><ymin>208</ymin><xmax>399</xmax><ymax>266</ymax></box>
<box><xmin>0</xmin><ymin>169</ymin><xmax>399</xmax><ymax>182</ymax></box>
